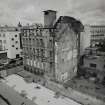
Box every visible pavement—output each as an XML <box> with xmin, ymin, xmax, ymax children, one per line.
<box><xmin>2</xmin><ymin>74</ymin><xmax>81</xmax><ymax>105</ymax></box>
<box><xmin>0</xmin><ymin>82</ymin><xmax>36</xmax><ymax>105</ymax></box>
<box><xmin>65</xmin><ymin>77</ymin><xmax>105</xmax><ymax>101</ymax></box>
<box><xmin>3</xmin><ymin>66</ymin><xmax>105</xmax><ymax>105</ymax></box>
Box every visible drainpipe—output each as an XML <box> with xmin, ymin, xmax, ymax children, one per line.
<box><xmin>77</xmin><ymin>32</ymin><xmax>81</xmax><ymax>73</ymax></box>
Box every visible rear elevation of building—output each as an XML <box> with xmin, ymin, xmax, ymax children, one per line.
<box><xmin>54</xmin><ymin>16</ymin><xmax>83</xmax><ymax>82</ymax></box>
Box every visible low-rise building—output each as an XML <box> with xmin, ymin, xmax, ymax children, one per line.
<box><xmin>82</xmin><ymin>55</ymin><xmax>105</xmax><ymax>81</ymax></box>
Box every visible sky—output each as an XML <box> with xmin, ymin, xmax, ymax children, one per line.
<box><xmin>0</xmin><ymin>0</ymin><xmax>104</xmax><ymax>26</ymax></box>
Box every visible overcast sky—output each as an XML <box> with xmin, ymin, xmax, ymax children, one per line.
<box><xmin>0</xmin><ymin>0</ymin><xmax>104</xmax><ymax>26</ymax></box>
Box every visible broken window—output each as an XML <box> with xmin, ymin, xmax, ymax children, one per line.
<box><xmin>90</xmin><ymin>63</ymin><xmax>96</xmax><ymax>68</ymax></box>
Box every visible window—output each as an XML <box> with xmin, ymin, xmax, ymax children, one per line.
<box><xmin>3</xmin><ymin>34</ymin><xmax>5</xmax><ymax>37</ymax></box>
<box><xmin>50</xmin><ymin>62</ymin><xmax>53</xmax><ymax>68</ymax></box>
<box><xmin>49</xmin><ymin>39</ymin><xmax>52</xmax><ymax>47</ymax></box>
<box><xmin>44</xmin><ymin>11</ymin><xmax>49</xmax><ymax>15</ymax></box>
<box><xmin>50</xmin><ymin>51</ymin><xmax>53</xmax><ymax>57</ymax></box>
<box><xmin>15</xmin><ymin>41</ymin><xmax>18</xmax><ymax>43</ymax></box>
<box><xmin>12</xmin><ymin>45</ymin><xmax>14</xmax><ymax>47</ymax></box>
<box><xmin>36</xmin><ymin>39</ymin><xmax>39</xmax><ymax>46</ymax></box>
<box><xmin>90</xmin><ymin>63</ymin><xmax>96</xmax><ymax>68</ymax></box>
<box><xmin>41</xmin><ymin>49</ymin><xmax>44</xmax><ymax>57</ymax></box>
<box><xmin>36</xmin><ymin>49</ymin><xmax>39</xmax><ymax>56</ymax></box>
<box><xmin>15</xmin><ymin>28</ymin><xmax>18</xmax><ymax>31</ymax></box>
<box><xmin>16</xmin><ymin>54</ymin><xmax>20</xmax><ymax>58</ymax></box>
<box><xmin>16</xmin><ymin>47</ymin><xmax>18</xmax><ymax>50</ymax></box>
<box><xmin>40</xmin><ymin>39</ymin><xmax>44</xmax><ymax>46</ymax></box>
<box><xmin>15</xmin><ymin>35</ymin><xmax>17</xmax><ymax>37</ymax></box>
<box><xmin>11</xmin><ymin>38</ymin><xmax>14</xmax><ymax>41</ymax></box>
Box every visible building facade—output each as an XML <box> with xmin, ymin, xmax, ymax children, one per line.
<box><xmin>0</xmin><ymin>26</ymin><xmax>22</xmax><ymax>59</ymax></box>
<box><xmin>22</xmin><ymin>25</ymin><xmax>55</xmax><ymax>78</ymax></box>
<box><xmin>90</xmin><ymin>25</ymin><xmax>105</xmax><ymax>47</ymax></box>
<box><xmin>83</xmin><ymin>55</ymin><xmax>105</xmax><ymax>82</ymax></box>
<box><xmin>80</xmin><ymin>25</ymin><xmax>105</xmax><ymax>55</ymax></box>
<box><xmin>22</xmin><ymin>10</ymin><xmax>56</xmax><ymax>79</ymax></box>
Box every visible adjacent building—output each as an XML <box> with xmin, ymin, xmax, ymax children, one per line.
<box><xmin>80</xmin><ymin>25</ymin><xmax>105</xmax><ymax>82</ymax></box>
<box><xmin>82</xmin><ymin>54</ymin><xmax>105</xmax><ymax>82</ymax></box>
<box><xmin>90</xmin><ymin>25</ymin><xmax>105</xmax><ymax>47</ymax></box>
<box><xmin>80</xmin><ymin>25</ymin><xmax>105</xmax><ymax>55</ymax></box>
<box><xmin>0</xmin><ymin>26</ymin><xmax>22</xmax><ymax>59</ymax></box>
<box><xmin>22</xmin><ymin>10</ymin><xmax>56</xmax><ymax>79</ymax></box>
<box><xmin>80</xmin><ymin>25</ymin><xmax>91</xmax><ymax>55</ymax></box>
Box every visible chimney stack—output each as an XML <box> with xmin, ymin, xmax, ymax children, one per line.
<box><xmin>43</xmin><ymin>10</ymin><xmax>57</xmax><ymax>28</ymax></box>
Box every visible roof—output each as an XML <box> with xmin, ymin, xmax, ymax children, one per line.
<box><xmin>43</xmin><ymin>10</ymin><xmax>57</xmax><ymax>13</ymax></box>
<box><xmin>54</xmin><ymin>16</ymin><xmax>84</xmax><ymax>33</ymax></box>
<box><xmin>54</xmin><ymin>16</ymin><xmax>76</xmax><ymax>26</ymax></box>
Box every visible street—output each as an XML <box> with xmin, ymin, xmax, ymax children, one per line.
<box><xmin>1</xmin><ymin>74</ymin><xmax>81</xmax><ymax>105</ymax></box>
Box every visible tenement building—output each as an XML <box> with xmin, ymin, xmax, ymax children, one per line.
<box><xmin>22</xmin><ymin>10</ymin><xmax>56</xmax><ymax>78</ymax></box>
<box><xmin>22</xmin><ymin>26</ymin><xmax>55</xmax><ymax>78</ymax></box>
<box><xmin>21</xmin><ymin>10</ymin><xmax>83</xmax><ymax>82</ymax></box>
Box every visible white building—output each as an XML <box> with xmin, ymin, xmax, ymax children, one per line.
<box><xmin>80</xmin><ymin>25</ymin><xmax>91</xmax><ymax>55</ymax></box>
<box><xmin>80</xmin><ymin>25</ymin><xmax>105</xmax><ymax>55</ymax></box>
<box><xmin>90</xmin><ymin>25</ymin><xmax>105</xmax><ymax>47</ymax></box>
<box><xmin>0</xmin><ymin>26</ymin><xmax>22</xmax><ymax>59</ymax></box>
